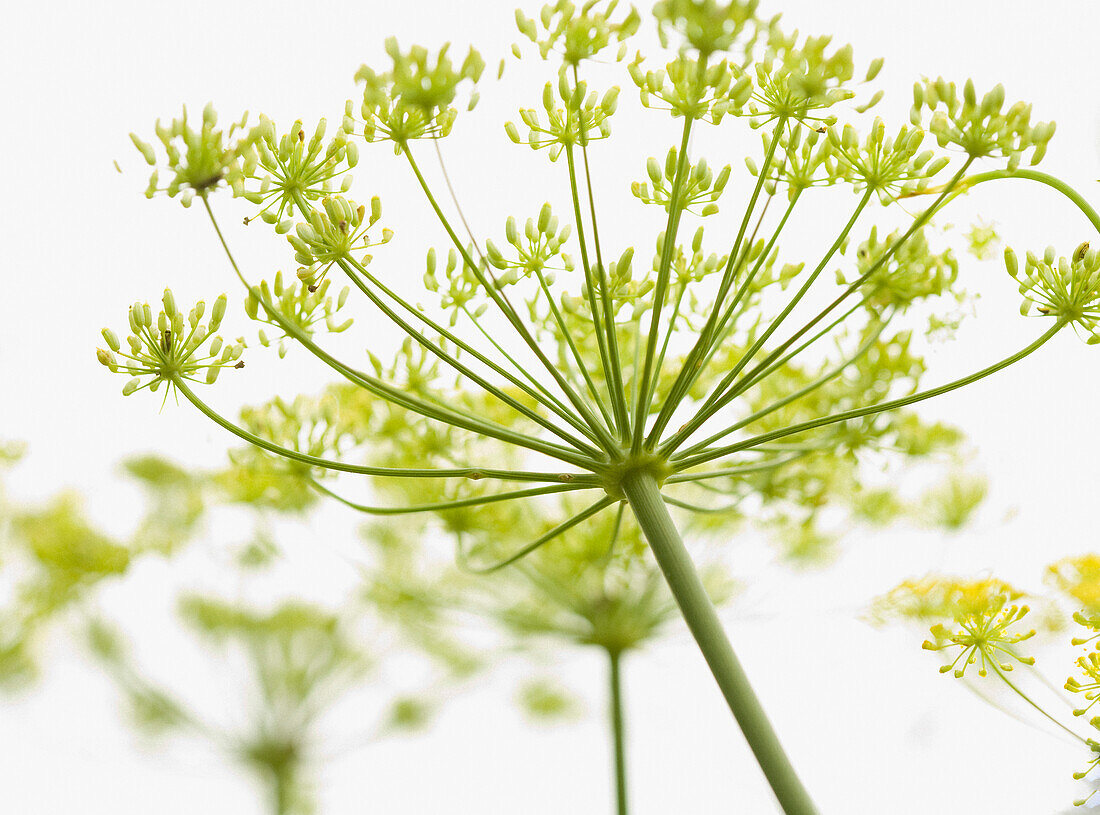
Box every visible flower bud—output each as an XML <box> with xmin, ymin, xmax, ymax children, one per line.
<box><xmin>130</xmin><ymin>134</ymin><xmax>157</xmax><ymax>165</ymax></box>
<box><xmin>211</xmin><ymin>293</ymin><xmax>228</xmax><ymax>329</ymax></box>
<box><xmin>101</xmin><ymin>328</ymin><xmax>121</xmax><ymax>352</ymax></box>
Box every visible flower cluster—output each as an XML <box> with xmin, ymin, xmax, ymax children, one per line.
<box><xmin>629</xmin><ymin>53</ymin><xmax>751</xmax><ymax>123</ymax></box>
<box><xmin>237</xmin><ymin>393</ymin><xmax>354</xmax><ymax>463</ymax></box>
<box><xmin>830</xmin><ymin>119</ymin><xmax>950</xmax><ymax>203</ymax></box>
<box><xmin>1048</xmin><ymin>555</ymin><xmax>1100</xmax><ymax>612</ymax></box>
<box><xmin>485</xmin><ymin>204</ymin><xmax>575</xmax><ymax>285</ymax></box>
<box><xmin>514</xmin><ymin>0</ymin><xmax>640</xmax><ymax>64</ymax></box>
<box><xmin>506</xmin><ymin>77</ymin><xmax>621</xmax><ymax>160</ymax></box>
<box><xmin>287</xmin><ymin>195</ymin><xmax>391</xmax><ymax>286</ymax></box>
<box><xmin>632</xmin><ymin>147</ymin><xmax>732</xmax><ymax>216</ymax></box>
<box><xmin>97</xmin><ymin>290</ymin><xmax>243</xmax><ymax>397</ymax></box>
<box><xmin>1067</xmin><ymin>611</ymin><xmax>1100</xmax><ymax>805</ymax></box>
<box><xmin>744</xmin><ymin>32</ymin><xmax>870</xmax><ymax>127</ymax></box>
<box><xmin>652</xmin><ymin>0</ymin><xmax>758</xmax><ymax>55</ymax></box>
<box><xmin>421</xmin><ymin>247</ymin><xmax>486</xmax><ymax>326</ymax></box>
<box><xmin>922</xmin><ymin>598</ymin><xmax>1036</xmax><ymax>678</ymax></box>
<box><xmin>244</xmin><ymin>271</ymin><xmax>353</xmax><ymax>358</ymax></box>
<box><xmin>130</xmin><ymin>104</ymin><xmax>258</xmax><ymax>206</ymax></box>
<box><xmin>841</xmin><ymin>226</ymin><xmax>959</xmax><ymax>313</ymax></box>
<box><xmin>354</xmin><ymin>39</ymin><xmax>485</xmax><ymax>148</ymax></box>
<box><xmin>748</xmin><ymin>125</ymin><xmax>835</xmax><ymax>197</ymax></box>
<box><xmin>911</xmin><ymin>77</ymin><xmax>1056</xmax><ymax>168</ymax></box>
<box><xmin>241</xmin><ymin>116</ymin><xmax>359</xmax><ymax>228</ymax></box>
<box><xmin>1005</xmin><ymin>242</ymin><xmax>1100</xmax><ymax>342</ymax></box>
<box><xmin>869</xmin><ymin>576</ymin><xmax>1025</xmax><ymax>626</ymax></box>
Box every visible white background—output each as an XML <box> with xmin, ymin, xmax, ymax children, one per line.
<box><xmin>2</xmin><ymin>1</ymin><xmax>1100</xmax><ymax>813</ymax></box>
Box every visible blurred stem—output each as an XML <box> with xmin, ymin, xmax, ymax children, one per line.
<box><xmin>607</xmin><ymin>648</ymin><xmax>628</xmax><ymax>815</ymax></box>
<box><xmin>273</xmin><ymin>770</ymin><xmax>291</xmax><ymax>815</ymax></box>
<box><xmin>621</xmin><ymin>470</ymin><xmax>817</xmax><ymax>815</ymax></box>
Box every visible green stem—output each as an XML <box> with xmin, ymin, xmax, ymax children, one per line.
<box><xmin>174</xmin><ymin>377</ymin><xmax>592</xmax><ymax>485</ymax></box>
<box><xmin>663</xmin><ymin>189</ymin><xmax>873</xmax><ymax>455</ymax></box>
<box><xmin>675</xmin><ymin>322</ymin><xmax>1063</xmax><ymax>471</ymax></box>
<box><xmin>336</xmin><ymin>257</ymin><xmax>600</xmax><ymax>463</ymax></box>
<box><xmin>678</xmin><ymin>316</ymin><xmax>888</xmax><ymax>459</ymax></box>
<box><xmin>309</xmin><ymin>478</ymin><xmax>593</xmax><ymax>515</ymax></box>
<box><xmin>648</xmin><ymin>189</ymin><xmax>796</xmax><ymax>447</ymax></box>
<box><xmin>456</xmin><ymin>496</ymin><xmax>615</xmax><ymax>573</ymax></box>
<box><xmin>919</xmin><ymin>168</ymin><xmax>1100</xmax><ymax>235</ymax></box>
<box><xmin>273</xmin><ymin>768</ymin><xmax>292</xmax><ymax>815</ymax></box>
<box><xmin>564</xmin><ymin>141</ymin><xmax>620</xmax><ymax>433</ymax></box>
<box><xmin>574</xmin><ymin>64</ymin><xmax>629</xmax><ymax>437</ymax></box>
<box><xmin>336</xmin><ymin>253</ymin><xmax>598</xmax><ymax>448</ymax></box>
<box><xmin>988</xmin><ymin>662</ymin><xmax>1086</xmax><ymax>745</ymax></box>
<box><xmin>404</xmin><ymin>145</ymin><xmax>619</xmax><ymax>453</ymax></box>
<box><xmin>607</xmin><ymin>648</ymin><xmax>628</xmax><ymax>815</ymax></box>
<box><xmin>620</xmin><ymin>470</ymin><xmax>817</xmax><ymax>815</ymax></box>
<box><xmin>632</xmin><ymin>97</ymin><xmax>701</xmax><ymax>453</ymax></box>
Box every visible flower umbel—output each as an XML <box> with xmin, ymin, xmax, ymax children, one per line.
<box><xmin>241</xmin><ymin>116</ymin><xmax>359</xmax><ymax>229</ymax></box>
<box><xmin>97</xmin><ymin>290</ymin><xmax>244</xmax><ymax>397</ymax></box>
<box><xmin>911</xmin><ymin>77</ymin><xmax>1055</xmax><ymax>169</ymax></box>
<box><xmin>1006</xmin><ymin>242</ymin><xmax>1100</xmax><ymax>343</ymax></box>
<box><xmin>244</xmin><ymin>271</ymin><xmax>353</xmax><ymax>358</ymax></box>
<box><xmin>923</xmin><ymin>598</ymin><xmax>1036</xmax><ymax>678</ymax></box>
<box><xmin>287</xmin><ymin>195</ymin><xmax>391</xmax><ymax>286</ymax></box>
<box><xmin>354</xmin><ymin>38</ymin><xmax>485</xmax><ymax>148</ymax></box>
<box><xmin>130</xmin><ymin>104</ymin><xmax>258</xmax><ymax>206</ymax></box>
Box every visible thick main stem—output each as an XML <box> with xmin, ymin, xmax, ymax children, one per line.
<box><xmin>607</xmin><ymin>648</ymin><xmax>628</xmax><ymax>815</ymax></box>
<box><xmin>620</xmin><ymin>471</ymin><xmax>817</xmax><ymax>815</ymax></box>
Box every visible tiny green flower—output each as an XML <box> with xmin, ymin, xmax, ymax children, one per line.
<box><xmin>98</xmin><ymin>290</ymin><xmax>244</xmax><ymax>398</ymax></box>
<box><xmin>965</xmin><ymin>219</ymin><xmax>1001</xmax><ymax>261</ymax></box>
